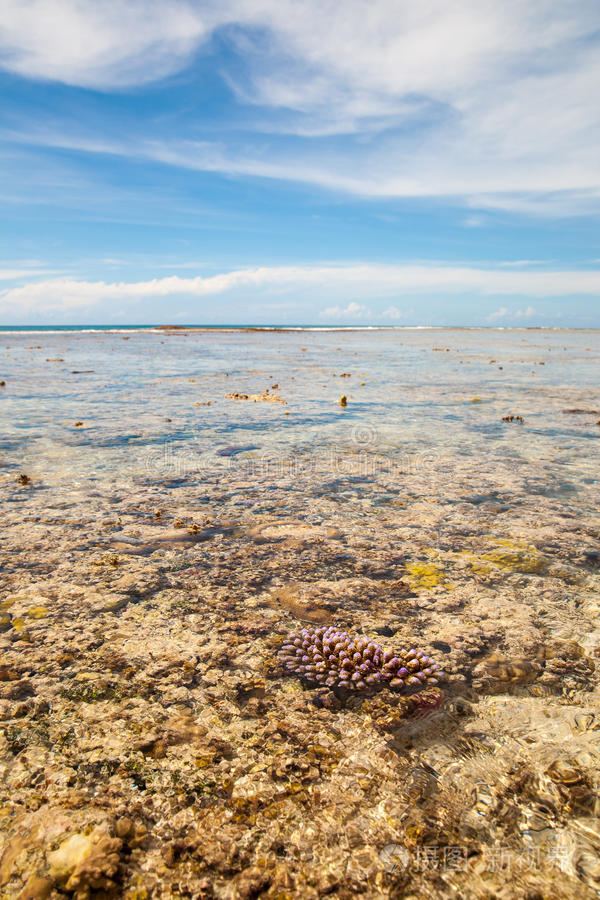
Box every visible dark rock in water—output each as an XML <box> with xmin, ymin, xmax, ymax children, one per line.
<box><xmin>583</xmin><ymin>551</ymin><xmax>600</xmax><ymax>569</ymax></box>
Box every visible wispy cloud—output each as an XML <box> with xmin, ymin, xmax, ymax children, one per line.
<box><xmin>1</xmin><ymin>2</ymin><xmax>599</xmax><ymax>212</ymax></box>
<box><xmin>0</xmin><ymin>0</ymin><xmax>207</xmax><ymax>88</ymax></box>
<box><xmin>0</xmin><ymin>268</ymin><xmax>45</xmax><ymax>280</ymax></box>
<box><xmin>1</xmin><ymin>264</ymin><xmax>598</xmax><ymax>316</ymax></box>
<box><xmin>0</xmin><ymin>260</ymin><xmax>57</xmax><ymax>280</ymax></box>
<box><xmin>496</xmin><ymin>260</ymin><xmax>548</xmax><ymax>268</ymax></box>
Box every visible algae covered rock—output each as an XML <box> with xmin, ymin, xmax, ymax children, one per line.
<box><xmin>482</xmin><ymin>540</ymin><xmax>549</xmax><ymax>575</ymax></box>
<box><xmin>405</xmin><ymin>562</ymin><xmax>448</xmax><ymax>589</ymax></box>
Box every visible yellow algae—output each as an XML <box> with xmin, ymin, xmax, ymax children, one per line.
<box><xmin>470</xmin><ymin>397</ymin><xmax>484</xmax><ymax>402</ymax></box>
<box><xmin>456</xmin><ymin>549</ymin><xmax>494</xmax><ymax>575</ymax></box>
<box><xmin>495</xmin><ymin>538</ymin><xmax>533</xmax><ymax>549</ymax></box>
<box><xmin>459</xmin><ymin>540</ymin><xmax>550</xmax><ymax>576</ymax></box>
<box><xmin>9</xmin><ymin>617</ymin><xmax>31</xmax><ymax>641</ymax></box>
<box><xmin>482</xmin><ymin>541</ymin><xmax>549</xmax><ymax>574</ymax></box>
<box><xmin>0</xmin><ymin>597</ymin><xmax>18</xmax><ymax>609</ymax></box>
<box><xmin>405</xmin><ymin>562</ymin><xmax>448</xmax><ymax>589</ymax></box>
<box><xmin>26</xmin><ymin>606</ymin><xmax>48</xmax><ymax>619</ymax></box>
<box><xmin>467</xmin><ymin>560</ymin><xmax>493</xmax><ymax>576</ymax></box>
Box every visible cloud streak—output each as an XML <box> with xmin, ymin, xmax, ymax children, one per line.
<box><xmin>1</xmin><ymin>263</ymin><xmax>598</xmax><ymax>315</ymax></box>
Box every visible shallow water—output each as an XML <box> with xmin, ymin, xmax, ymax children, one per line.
<box><xmin>1</xmin><ymin>328</ymin><xmax>600</xmax><ymax>898</ymax></box>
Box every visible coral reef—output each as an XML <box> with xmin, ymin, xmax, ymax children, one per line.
<box><xmin>278</xmin><ymin>626</ymin><xmax>444</xmax><ymax>693</ymax></box>
<box><xmin>1</xmin><ymin>328</ymin><xmax>600</xmax><ymax>899</ymax></box>
<box><xmin>225</xmin><ymin>390</ymin><xmax>286</xmax><ymax>404</ymax></box>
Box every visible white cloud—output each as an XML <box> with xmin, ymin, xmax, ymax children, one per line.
<box><xmin>489</xmin><ymin>304</ymin><xmax>536</xmax><ymax>320</ymax></box>
<box><xmin>381</xmin><ymin>305</ymin><xmax>406</xmax><ymax>319</ymax></box>
<box><xmin>319</xmin><ymin>301</ymin><xmax>371</xmax><ymax>319</ymax></box>
<box><xmin>515</xmin><ymin>305</ymin><xmax>536</xmax><ymax>318</ymax></box>
<box><xmin>0</xmin><ymin>0</ymin><xmax>207</xmax><ymax>88</ymax></box>
<box><xmin>1</xmin><ymin>264</ymin><xmax>598</xmax><ymax>315</ymax></box>
<box><xmin>1</xmin><ymin>2</ymin><xmax>599</xmax><ymax>211</ymax></box>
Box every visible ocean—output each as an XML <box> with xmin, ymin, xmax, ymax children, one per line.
<box><xmin>1</xmin><ymin>326</ymin><xmax>599</xmax><ymax>897</ymax></box>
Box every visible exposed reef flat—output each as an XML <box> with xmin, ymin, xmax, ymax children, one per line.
<box><xmin>1</xmin><ymin>328</ymin><xmax>599</xmax><ymax>898</ymax></box>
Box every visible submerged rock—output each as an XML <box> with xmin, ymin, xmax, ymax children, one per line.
<box><xmin>47</xmin><ymin>827</ymin><xmax>122</xmax><ymax>896</ymax></box>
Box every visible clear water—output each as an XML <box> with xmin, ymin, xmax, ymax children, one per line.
<box><xmin>2</xmin><ymin>328</ymin><xmax>599</xmax><ymax>490</ymax></box>
<box><xmin>1</xmin><ymin>328</ymin><xmax>600</xmax><ymax>898</ymax></box>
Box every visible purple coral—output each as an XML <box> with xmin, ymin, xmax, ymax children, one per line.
<box><xmin>278</xmin><ymin>626</ymin><xmax>444</xmax><ymax>693</ymax></box>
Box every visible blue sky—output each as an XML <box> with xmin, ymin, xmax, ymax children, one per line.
<box><xmin>0</xmin><ymin>0</ymin><xmax>599</xmax><ymax>325</ymax></box>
